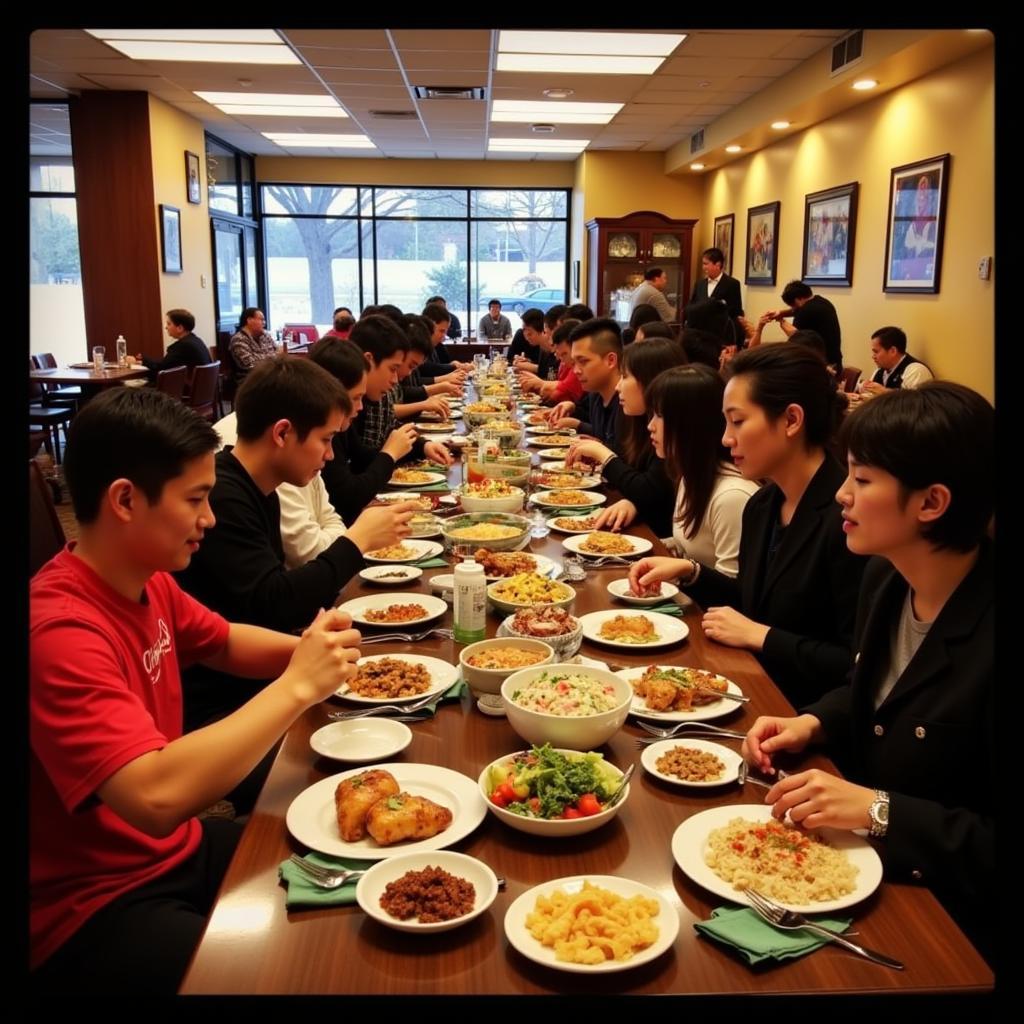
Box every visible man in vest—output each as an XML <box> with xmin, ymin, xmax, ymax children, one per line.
<box><xmin>861</xmin><ymin>325</ymin><xmax>934</xmax><ymax>395</ymax></box>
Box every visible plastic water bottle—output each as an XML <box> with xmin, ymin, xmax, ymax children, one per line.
<box><xmin>453</xmin><ymin>559</ymin><xmax>486</xmax><ymax>644</ymax></box>
<box><xmin>530</xmin><ymin>508</ymin><xmax>550</xmax><ymax>539</ymax></box>
<box><xmin>116</xmin><ymin>335</ymin><xmax>127</xmax><ymax>368</ymax></box>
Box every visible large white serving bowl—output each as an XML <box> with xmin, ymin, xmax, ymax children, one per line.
<box><xmin>441</xmin><ymin>512</ymin><xmax>531</xmax><ymax>552</ymax></box>
<box><xmin>497</xmin><ymin>611</ymin><xmax>583</xmax><ymax>661</ymax></box>
<box><xmin>458</xmin><ymin>486</ymin><xmax>526</xmax><ymax>514</ymax></box>
<box><xmin>486</xmin><ymin>576</ymin><xmax>576</xmax><ymax>616</ymax></box>
<box><xmin>500</xmin><ymin>664</ymin><xmax>633</xmax><ymax>750</ymax></box>
<box><xmin>477</xmin><ymin>748</ymin><xmax>630</xmax><ymax>837</ymax></box>
<box><xmin>459</xmin><ymin>637</ymin><xmax>554</xmax><ymax>696</ymax></box>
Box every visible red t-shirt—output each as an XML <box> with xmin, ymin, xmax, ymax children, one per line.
<box><xmin>30</xmin><ymin>546</ymin><xmax>230</xmax><ymax>968</ymax></box>
<box><xmin>550</xmin><ymin>361</ymin><xmax>583</xmax><ymax>404</ymax></box>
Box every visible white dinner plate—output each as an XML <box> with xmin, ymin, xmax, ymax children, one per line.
<box><xmin>309</xmin><ymin>718</ymin><xmax>413</xmax><ymax>763</ymax></box>
<box><xmin>285</xmin><ymin>763</ymin><xmax>486</xmax><ymax>860</ymax></box>
<box><xmin>529</xmin><ymin>437</ymin><xmax>575</xmax><ymax>449</ymax></box>
<box><xmin>670</xmin><ymin>804</ymin><xmax>884</xmax><ymax>914</ymax></box>
<box><xmin>337</xmin><ymin>592</ymin><xmax>448</xmax><ymax>628</ymax></box>
<box><xmin>533</xmin><ymin>472</ymin><xmax>602</xmax><ymax>490</ymax></box>
<box><xmin>335</xmin><ymin>653</ymin><xmax>459</xmax><ymax>703</ymax></box>
<box><xmin>503</xmin><ymin>875</ymin><xmax>680</xmax><ymax>974</ymax></box>
<box><xmin>606</xmin><ymin>578</ymin><xmax>680</xmax><ymax>605</ymax></box>
<box><xmin>577</xmin><ymin>610</ymin><xmax>690</xmax><ymax>650</ymax></box>
<box><xmin>525</xmin><ymin>424</ymin><xmax>574</xmax><ymax>436</ymax></box>
<box><xmin>562</xmin><ymin>533</ymin><xmax>652</xmax><ymax>559</ymax></box>
<box><xmin>356</xmin><ymin>852</ymin><xmax>499</xmax><ymax>933</ymax></box>
<box><xmin>415</xmin><ymin>421</ymin><xmax>458</xmax><ymax>433</ymax></box>
<box><xmin>545</xmin><ymin>514</ymin><xmax>605</xmax><ymax>535</ymax></box>
<box><xmin>375</xmin><ymin>491</ymin><xmax>431</xmax><ymax>506</ymax></box>
<box><xmin>359</xmin><ymin>565</ymin><xmax>425</xmax><ymax>586</ymax></box>
<box><xmin>387</xmin><ymin>471</ymin><xmax>447</xmax><ymax>487</ymax></box>
<box><xmin>531</xmin><ymin>490</ymin><xmax>607</xmax><ymax>510</ymax></box>
<box><xmin>363</xmin><ymin>539</ymin><xmax>444</xmax><ymax>564</ymax></box>
<box><xmin>640</xmin><ymin>739</ymin><xmax>743</xmax><ymax>788</ymax></box>
<box><xmin>614</xmin><ymin>665</ymin><xmax>743</xmax><ymax>722</ymax></box>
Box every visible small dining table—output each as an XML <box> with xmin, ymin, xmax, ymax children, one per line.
<box><xmin>180</xmin><ymin>395</ymin><xmax>994</xmax><ymax>997</ymax></box>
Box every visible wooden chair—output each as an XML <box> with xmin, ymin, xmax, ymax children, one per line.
<box><xmin>156</xmin><ymin>365</ymin><xmax>188</xmax><ymax>400</ymax></box>
<box><xmin>30</xmin><ymin>459</ymin><xmax>66</xmax><ymax>576</ymax></box>
<box><xmin>187</xmin><ymin>361</ymin><xmax>221</xmax><ymax>421</ymax></box>
<box><xmin>31</xmin><ymin>353</ymin><xmax>82</xmax><ymax>407</ymax></box>
<box><xmin>840</xmin><ymin>365</ymin><xmax>862</xmax><ymax>393</ymax></box>
<box><xmin>30</xmin><ymin>359</ymin><xmax>74</xmax><ymax>464</ymax></box>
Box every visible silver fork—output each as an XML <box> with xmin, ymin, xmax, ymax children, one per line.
<box><xmin>328</xmin><ymin>691</ymin><xmax>440</xmax><ymax>720</ymax></box>
<box><xmin>744</xmin><ymin>888</ymin><xmax>904</xmax><ymax>970</ymax></box>
<box><xmin>288</xmin><ymin>854</ymin><xmax>366</xmax><ymax>889</ymax></box>
<box><xmin>360</xmin><ymin>628</ymin><xmax>454</xmax><ymax>644</ymax></box>
<box><xmin>637</xmin><ymin>720</ymin><xmax>746</xmax><ymax>740</ymax></box>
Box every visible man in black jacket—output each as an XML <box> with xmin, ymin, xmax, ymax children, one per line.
<box><xmin>176</xmin><ymin>357</ymin><xmax>415</xmax><ymax>733</ymax></box>
<box><xmin>687</xmin><ymin>247</ymin><xmax>743</xmax><ymax>344</ymax></box>
<box><xmin>132</xmin><ymin>308</ymin><xmax>212</xmax><ymax>374</ymax></box>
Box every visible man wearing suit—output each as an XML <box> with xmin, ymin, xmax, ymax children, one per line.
<box><xmin>686</xmin><ymin>247</ymin><xmax>743</xmax><ymax>344</ymax></box>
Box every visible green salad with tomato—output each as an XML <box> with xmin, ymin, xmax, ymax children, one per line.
<box><xmin>486</xmin><ymin>743</ymin><xmax>619</xmax><ymax>820</ymax></box>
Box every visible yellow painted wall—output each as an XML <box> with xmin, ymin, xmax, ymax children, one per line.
<box><xmin>574</xmin><ymin>151</ymin><xmax>704</xmax><ymax>310</ymax></box>
<box><xmin>148</xmin><ymin>96</ymin><xmax>216</xmax><ymax>346</ymax></box>
<box><xmin>700</xmin><ymin>46</ymin><xmax>994</xmax><ymax>400</ymax></box>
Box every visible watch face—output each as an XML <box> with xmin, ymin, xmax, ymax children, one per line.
<box><xmin>877</xmin><ymin>801</ymin><xmax>889</xmax><ymax>822</ymax></box>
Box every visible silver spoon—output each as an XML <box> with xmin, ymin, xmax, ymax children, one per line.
<box><xmin>606</xmin><ymin>763</ymin><xmax>636</xmax><ymax>807</ymax></box>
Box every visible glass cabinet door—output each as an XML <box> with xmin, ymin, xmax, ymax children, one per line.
<box><xmin>651</xmin><ymin>233</ymin><xmax>681</xmax><ymax>259</ymax></box>
<box><xmin>607</xmin><ymin>232</ymin><xmax>639</xmax><ymax>259</ymax></box>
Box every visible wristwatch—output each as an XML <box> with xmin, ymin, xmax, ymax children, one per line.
<box><xmin>868</xmin><ymin>789</ymin><xmax>889</xmax><ymax>838</ymax></box>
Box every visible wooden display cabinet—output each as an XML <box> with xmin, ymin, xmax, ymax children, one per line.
<box><xmin>585</xmin><ymin>211</ymin><xmax>696</xmax><ymax>324</ymax></box>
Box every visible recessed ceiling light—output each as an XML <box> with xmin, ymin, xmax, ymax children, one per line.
<box><xmin>690</xmin><ymin>163</ymin><xmax>705</xmax><ymax>171</ymax></box>
<box><xmin>771</xmin><ymin>120</ymin><xmax>790</xmax><ymax>130</ymax></box>
<box><xmin>263</xmin><ymin>133</ymin><xmax>375</xmax><ymax>148</ymax></box>
<box><xmin>96</xmin><ymin>40</ymin><xmax>300</xmax><ymax>64</ymax></box>
<box><xmin>852</xmin><ymin>79</ymin><xmax>878</xmax><ymax>90</ymax></box>
<box><xmin>543</xmin><ymin>88</ymin><xmax>574</xmax><ymax>99</ymax></box>
<box><xmin>725</xmin><ymin>145</ymin><xmax>742</xmax><ymax>153</ymax></box>
<box><xmin>531</xmin><ymin>123</ymin><xmax>556</xmax><ymax>133</ymax></box>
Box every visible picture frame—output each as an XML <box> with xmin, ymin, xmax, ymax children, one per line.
<box><xmin>185</xmin><ymin>150</ymin><xmax>202</xmax><ymax>205</ymax></box>
<box><xmin>713</xmin><ymin>214</ymin><xmax>735</xmax><ymax>276</ymax></box>
<box><xmin>745</xmin><ymin>201</ymin><xmax>780</xmax><ymax>286</ymax></box>
<box><xmin>160</xmin><ymin>204</ymin><xmax>182</xmax><ymax>274</ymax></box>
<box><xmin>802</xmin><ymin>182</ymin><xmax>858</xmax><ymax>287</ymax></box>
<box><xmin>573</xmin><ymin>259</ymin><xmax>581</xmax><ymax>299</ymax></box>
<box><xmin>883</xmin><ymin>153</ymin><xmax>950</xmax><ymax>293</ymax></box>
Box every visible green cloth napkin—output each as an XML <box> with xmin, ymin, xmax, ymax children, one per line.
<box><xmin>278</xmin><ymin>852</ymin><xmax>369</xmax><ymax>908</ymax></box>
<box><xmin>695</xmin><ymin>906</ymin><xmax>853</xmax><ymax>965</ymax></box>
<box><xmin>541</xmin><ymin>505</ymin><xmax>600</xmax><ymax>516</ymax></box>
<box><xmin>411</xmin><ymin>557</ymin><xmax>450</xmax><ymax>568</ymax></box>
<box><xmin>417</xmin><ymin>678</ymin><xmax>469</xmax><ymax>714</ymax></box>
<box><xmin>644</xmin><ymin>601</ymin><xmax>685</xmax><ymax>617</ymax></box>
<box><xmin>411</xmin><ymin>481</ymin><xmax>451</xmax><ymax>492</ymax></box>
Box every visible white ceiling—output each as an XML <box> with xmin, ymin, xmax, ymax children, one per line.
<box><xmin>29</xmin><ymin>28</ymin><xmax>849</xmax><ymax>160</ymax></box>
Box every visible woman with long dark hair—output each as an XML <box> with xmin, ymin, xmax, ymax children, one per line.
<box><xmin>567</xmin><ymin>337</ymin><xmax>686</xmax><ymax>538</ymax></box>
<box><xmin>630</xmin><ymin>344</ymin><xmax>867</xmax><ymax>705</ymax></box>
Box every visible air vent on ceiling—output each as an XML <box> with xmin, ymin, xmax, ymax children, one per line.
<box><xmin>690</xmin><ymin>128</ymin><xmax>705</xmax><ymax>155</ymax></box>
<box><xmin>369</xmin><ymin>110</ymin><xmax>419</xmax><ymax>120</ymax></box>
<box><xmin>412</xmin><ymin>86</ymin><xmax>486</xmax><ymax>100</ymax></box>
<box><xmin>831</xmin><ymin>30</ymin><xmax>864</xmax><ymax>75</ymax></box>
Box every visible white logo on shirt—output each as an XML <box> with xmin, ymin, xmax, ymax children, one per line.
<box><xmin>142</xmin><ymin>619</ymin><xmax>172</xmax><ymax>685</ymax></box>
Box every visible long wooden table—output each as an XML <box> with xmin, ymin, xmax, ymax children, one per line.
<box><xmin>181</xmin><ymin>409</ymin><xmax>993</xmax><ymax>996</ymax></box>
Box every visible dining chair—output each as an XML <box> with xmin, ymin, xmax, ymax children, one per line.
<box><xmin>840</xmin><ymin>365</ymin><xmax>862</xmax><ymax>393</ymax></box>
<box><xmin>30</xmin><ymin>459</ymin><xmax>66</xmax><ymax>576</ymax></box>
<box><xmin>31</xmin><ymin>353</ymin><xmax>82</xmax><ymax>407</ymax></box>
<box><xmin>187</xmin><ymin>361</ymin><xmax>221</xmax><ymax>421</ymax></box>
<box><xmin>29</xmin><ymin>359</ymin><xmax>74</xmax><ymax>464</ymax></box>
<box><xmin>156</xmin><ymin>365</ymin><xmax>188</xmax><ymax>400</ymax></box>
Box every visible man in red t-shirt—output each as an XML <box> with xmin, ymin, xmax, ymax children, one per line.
<box><xmin>30</xmin><ymin>387</ymin><xmax>362</xmax><ymax>995</ymax></box>
<box><xmin>515</xmin><ymin>319</ymin><xmax>583</xmax><ymax>406</ymax></box>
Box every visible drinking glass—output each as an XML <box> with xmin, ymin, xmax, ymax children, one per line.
<box><xmin>92</xmin><ymin>346</ymin><xmax>105</xmax><ymax>374</ymax></box>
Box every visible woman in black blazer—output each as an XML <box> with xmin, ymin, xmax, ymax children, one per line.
<box><xmin>630</xmin><ymin>344</ymin><xmax>866</xmax><ymax>705</ymax></box>
<box><xmin>743</xmin><ymin>382</ymin><xmax>995</xmax><ymax>961</ymax></box>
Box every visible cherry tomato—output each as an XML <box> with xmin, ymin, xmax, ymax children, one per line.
<box><xmin>495</xmin><ymin>782</ymin><xmax>518</xmax><ymax>804</ymax></box>
<box><xmin>490</xmin><ymin>790</ymin><xmax>509</xmax><ymax>809</ymax></box>
<box><xmin>576</xmin><ymin>793</ymin><xmax>603</xmax><ymax>817</ymax></box>
<box><xmin>561</xmin><ymin>806</ymin><xmax>583</xmax><ymax>819</ymax></box>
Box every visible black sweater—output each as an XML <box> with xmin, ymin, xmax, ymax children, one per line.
<box><xmin>603</xmin><ymin>445</ymin><xmax>675</xmax><ymax>538</ymax></box>
<box><xmin>141</xmin><ymin>332</ymin><xmax>212</xmax><ymax>373</ymax></box>
<box><xmin>320</xmin><ymin>421</ymin><xmax>400</xmax><ymax>525</ymax></box>
<box><xmin>175</xmin><ymin>449</ymin><xmax>364</xmax><ymax>727</ymax></box>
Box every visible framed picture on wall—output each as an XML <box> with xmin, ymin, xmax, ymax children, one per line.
<box><xmin>802</xmin><ymin>182</ymin><xmax>858</xmax><ymax>287</ymax></box>
<box><xmin>745</xmin><ymin>201</ymin><xmax>780</xmax><ymax>286</ymax></box>
<box><xmin>160</xmin><ymin>204</ymin><xmax>182</xmax><ymax>274</ymax></box>
<box><xmin>713</xmin><ymin>214</ymin><xmax>735</xmax><ymax>275</ymax></box>
<box><xmin>185</xmin><ymin>150</ymin><xmax>202</xmax><ymax>205</ymax></box>
<box><xmin>883</xmin><ymin>153</ymin><xmax>950</xmax><ymax>293</ymax></box>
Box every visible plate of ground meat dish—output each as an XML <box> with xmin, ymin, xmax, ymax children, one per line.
<box><xmin>614</xmin><ymin>665</ymin><xmax>743</xmax><ymax>722</ymax></box>
<box><xmin>640</xmin><ymin>739</ymin><xmax>743</xmax><ymax>788</ymax></box>
<box><xmin>334</xmin><ymin>654</ymin><xmax>459</xmax><ymax>703</ymax></box>
<box><xmin>338</xmin><ymin>593</ymin><xmax>448</xmax><ymax>628</ymax></box>
<box><xmin>671</xmin><ymin>805</ymin><xmax>883</xmax><ymax>914</ymax></box>
<box><xmin>356</xmin><ymin>851</ymin><xmax>499</xmax><ymax>933</ymax></box>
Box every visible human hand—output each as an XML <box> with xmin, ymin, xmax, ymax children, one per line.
<box><xmin>566</xmin><ymin>439</ymin><xmax>611</xmax><ymax>469</ymax></box>
<box><xmin>701</xmin><ymin>605</ymin><xmax>770</xmax><ymax>650</ymax></box>
<box><xmin>628</xmin><ymin>555</ymin><xmax>691</xmax><ymax>594</ymax></box>
<box><xmin>860</xmin><ymin>380</ymin><xmax>884</xmax><ymax>396</ymax></box>
<box><xmin>284</xmin><ymin>608</ymin><xmax>362</xmax><ymax>705</ymax></box>
<box><xmin>742</xmin><ymin>714</ymin><xmax>821</xmax><ymax>775</ymax></box>
<box><xmin>382</xmin><ymin>424</ymin><xmax>418</xmax><ymax>461</ymax></box>
<box><xmin>719</xmin><ymin>344</ymin><xmax>738</xmax><ymax>371</ymax></box>
<box><xmin>346</xmin><ymin>500</ymin><xmax>416</xmax><ymax>553</ymax></box>
<box><xmin>421</xmin><ymin>397</ymin><xmax>451</xmax><ymax>419</ymax></box>
<box><xmin>737</xmin><ymin>317</ymin><xmax>756</xmax><ymax>341</ymax></box>
<box><xmin>546</xmin><ymin>401</ymin><xmax>575</xmax><ymax>426</ymax></box>
<box><xmin>764</xmin><ymin>769</ymin><xmax>875</xmax><ymax>831</ymax></box>
<box><xmin>593</xmin><ymin>499</ymin><xmax>637</xmax><ymax>532</ymax></box>
<box><xmin>423</xmin><ymin>440</ymin><xmax>454</xmax><ymax>466</ymax></box>
<box><xmin>436</xmin><ymin>381</ymin><xmax>462</xmax><ymax>397</ymax></box>
<box><xmin>758</xmin><ymin>310</ymin><xmax>776</xmax><ymax>327</ymax></box>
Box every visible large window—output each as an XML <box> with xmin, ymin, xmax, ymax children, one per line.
<box><xmin>260</xmin><ymin>185</ymin><xmax>569</xmax><ymax>334</ymax></box>
<box><xmin>29</xmin><ymin>104</ymin><xmax>86</xmax><ymax>364</ymax></box>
